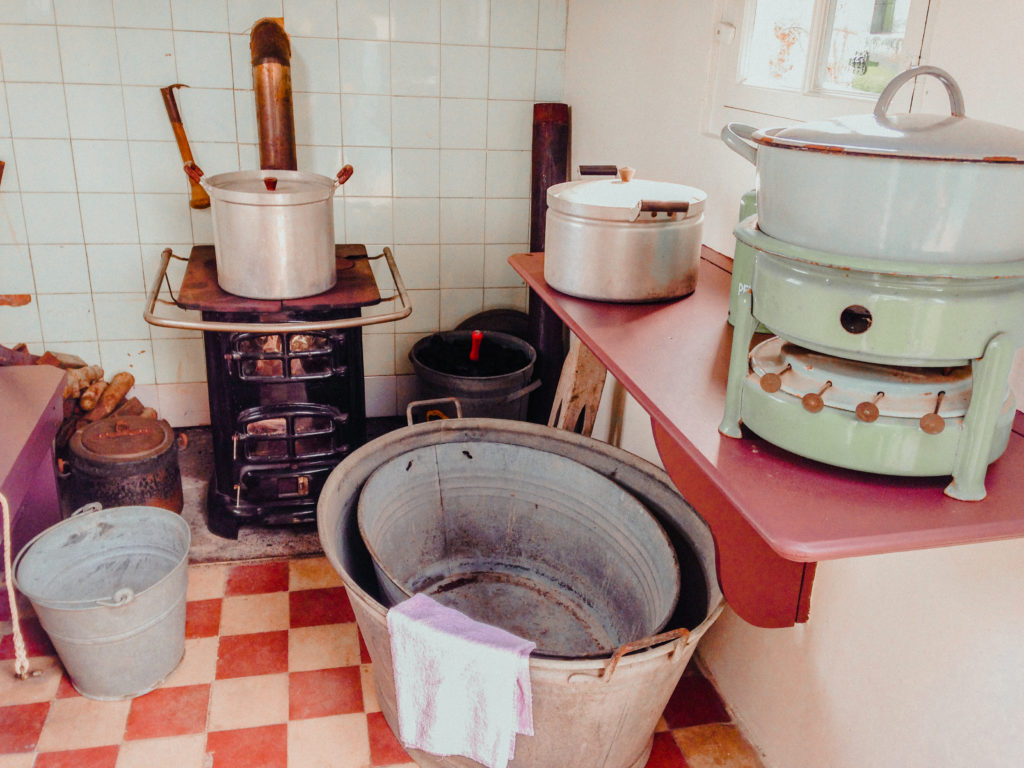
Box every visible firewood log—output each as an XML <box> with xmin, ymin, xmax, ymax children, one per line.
<box><xmin>62</xmin><ymin>365</ymin><xmax>104</xmax><ymax>399</ymax></box>
<box><xmin>79</xmin><ymin>380</ymin><xmax>108</xmax><ymax>411</ymax></box>
<box><xmin>84</xmin><ymin>371</ymin><xmax>135</xmax><ymax>422</ymax></box>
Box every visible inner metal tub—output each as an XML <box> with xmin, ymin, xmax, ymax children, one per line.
<box><xmin>318</xmin><ymin>419</ymin><xmax>724</xmax><ymax>768</ymax></box>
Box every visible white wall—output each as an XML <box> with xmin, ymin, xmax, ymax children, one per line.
<box><xmin>566</xmin><ymin>2</ymin><xmax>1024</xmax><ymax>766</ymax></box>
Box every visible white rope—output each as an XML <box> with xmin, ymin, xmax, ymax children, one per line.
<box><xmin>1</xmin><ymin>491</ymin><xmax>32</xmax><ymax>679</ymax></box>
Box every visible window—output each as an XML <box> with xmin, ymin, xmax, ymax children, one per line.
<box><xmin>708</xmin><ymin>0</ymin><xmax>932</xmax><ymax>128</ymax></box>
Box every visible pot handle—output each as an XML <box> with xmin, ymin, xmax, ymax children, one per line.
<box><xmin>629</xmin><ymin>200</ymin><xmax>691</xmax><ymax>221</ymax></box>
<box><xmin>332</xmin><ymin>164</ymin><xmax>354</xmax><ymax>192</ymax></box>
<box><xmin>183</xmin><ymin>161</ymin><xmax>211</xmax><ymax>192</ymax></box>
<box><xmin>874</xmin><ymin>65</ymin><xmax>966</xmax><ymax>119</ymax></box>
<box><xmin>721</xmin><ymin>123</ymin><xmax>758</xmax><ymax>165</ymax></box>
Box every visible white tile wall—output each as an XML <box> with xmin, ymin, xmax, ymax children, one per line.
<box><xmin>0</xmin><ymin>0</ymin><xmax>566</xmax><ymax>423</ymax></box>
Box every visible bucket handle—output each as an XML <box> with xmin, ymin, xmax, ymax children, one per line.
<box><xmin>466</xmin><ymin>378</ymin><xmax>542</xmax><ymax>406</ymax></box>
<box><xmin>71</xmin><ymin>502</ymin><xmax>104</xmax><ymax>517</ymax></box>
<box><xmin>97</xmin><ymin>587</ymin><xmax>135</xmax><ymax>607</ymax></box>
<box><xmin>406</xmin><ymin>397</ymin><xmax>463</xmax><ymax>426</ymax></box>
<box><xmin>568</xmin><ymin>627</ymin><xmax>691</xmax><ymax>684</ymax></box>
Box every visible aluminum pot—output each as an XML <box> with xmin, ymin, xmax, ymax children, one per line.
<box><xmin>721</xmin><ymin>66</ymin><xmax>1024</xmax><ymax>264</ymax></box>
<box><xmin>544</xmin><ymin>167</ymin><xmax>706</xmax><ymax>302</ymax></box>
<box><xmin>185</xmin><ymin>163</ymin><xmax>353</xmax><ymax>299</ymax></box>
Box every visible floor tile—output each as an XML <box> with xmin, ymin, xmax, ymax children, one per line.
<box><xmin>216</xmin><ymin>630</ymin><xmax>289</xmax><ymax>679</ymax></box>
<box><xmin>661</xmin><ymin>672</ymin><xmax>731</xmax><ymax>729</ymax></box>
<box><xmin>220</xmin><ymin>592</ymin><xmax>290</xmax><ymax>636</ymax></box>
<box><xmin>185</xmin><ymin>563</ymin><xmax>228</xmax><ymax>601</ymax></box>
<box><xmin>0</xmin><ymin>753</ymin><xmax>36</xmax><ymax>768</ymax></box>
<box><xmin>290</xmin><ymin>587</ymin><xmax>355</xmax><ymax>628</ymax></box>
<box><xmin>289</xmin><ymin>556</ymin><xmax>343</xmax><ymax>591</ymax></box>
<box><xmin>287</xmin><ymin>714</ymin><xmax>370</xmax><ymax>768</ymax></box>
<box><xmin>162</xmin><ymin>637</ymin><xmax>219</xmax><ymax>688</ymax></box>
<box><xmin>34</xmin><ymin>697</ymin><xmax>130</xmax><ymax>752</ymax></box>
<box><xmin>225</xmin><ymin>561</ymin><xmax>290</xmax><ymax>597</ymax></box>
<box><xmin>673</xmin><ymin>723</ymin><xmax>764</xmax><ymax>768</ymax></box>
<box><xmin>208</xmin><ymin>673</ymin><xmax>289</xmax><ymax>732</ymax></box>
<box><xmin>288</xmin><ymin>666</ymin><xmax>363</xmax><ymax>720</ymax></box>
<box><xmin>185</xmin><ymin>598</ymin><xmax>222</xmax><ymax>639</ymax></box>
<box><xmin>288</xmin><ymin>622</ymin><xmax>360</xmax><ymax>671</ymax></box>
<box><xmin>644</xmin><ymin>730</ymin><xmax>690</xmax><ymax>768</ymax></box>
<box><xmin>360</xmin><ymin>663</ymin><xmax>381</xmax><ymax>713</ymax></box>
<box><xmin>124</xmin><ymin>684</ymin><xmax>210</xmax><ymax>741</ymax></box>
<box><xmin>0</xmin><ymin>655</ymin><xmax>62</xmax><ymax>705</ymax></box>
<box><xmin>367</xmin><ymin>710</ymin><xmax>411</xmax><ymax>766</ymax></box>
<box><xmin>206</xmin><ymin>723</ymin><xmax>288</xmax><ymax>768</ymax></box>
<box><xmin>0</xmin><ymin>617</ymin><xmax>55</xmax><ymax>660</ymax></box>
<box><xmin>34</xmin><ymin>745</ymin><xmax>120</xmax><ymax>768</ymax></box>
<box><xmin>358</xmin><ymin>629</ymin><xmax>373</xmax><ymax>664</ymax></box>
<box><xmin>0</xmin><ymin>701</ymin><xmax>50</xmax><ymax>753</ymax></box>
<box><xmin>55</xmin><ymin>674</ymin><xmax>81</xmax><ymax>699</ymax></box>
<box><xmin>115</xmin><ymin>733</ymin><xmax>207</xmax><ymax>768</ymax></box>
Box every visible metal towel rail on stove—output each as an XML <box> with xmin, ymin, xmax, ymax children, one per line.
<box><xmin>143</xmin><ymin>246</ymin><xmax>411</xmax><ymax>334</ymax></box>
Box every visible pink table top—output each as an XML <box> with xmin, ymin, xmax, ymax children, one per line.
<box><xmin>511</xmin><ymin>251</ymin><xmax>1024</xmax><ymax>562</ymax></box>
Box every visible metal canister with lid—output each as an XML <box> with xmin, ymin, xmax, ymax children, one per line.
<box><xmin>65</xmin><ymin>417</ymin><xmax>184</xmax><ymax>516</ymax></box>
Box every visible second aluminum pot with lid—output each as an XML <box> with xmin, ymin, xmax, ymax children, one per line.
<box><xmin>721</xmin><ymin>66</ymin><xmax>1024</xmax><ymax>264</ymax></box>
<box><xmin>185</xmin><ymin>163</ymin><xmax>353</xmax><ymax>299</ymax></box>
<box><xmin>544</xmin><ymin>166</ymin><xmax>707</xmax><ymax>302</ymax></box>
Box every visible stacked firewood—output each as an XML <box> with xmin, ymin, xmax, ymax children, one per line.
<box><xmin>1</xmin><ymin>343</ymin><xmax>160</xmax><ymax>450</ymax></box>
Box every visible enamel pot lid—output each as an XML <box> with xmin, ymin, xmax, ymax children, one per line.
<box><xmin>752</xmin><ymin>66</ymin><xmax>1024</xmax><ymax>164</ymax></box>
<box><xmin>547</xmin><ymin>167</ymin><xmax>707</xmax><ymax>222</ymax></box>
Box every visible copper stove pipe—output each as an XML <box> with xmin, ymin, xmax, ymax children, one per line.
<box><xmin>250</xmin><ymin>18</ymin><xmax>297</xmax><ymax>171</ymax></box>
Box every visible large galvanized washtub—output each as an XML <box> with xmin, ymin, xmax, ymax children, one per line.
<box><xmin>318</xmin><ymin>419</ymin><xmax>724</xmax><ymax>768</ymax></box>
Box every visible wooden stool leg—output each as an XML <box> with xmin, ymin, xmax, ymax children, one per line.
<box><xmin>548</xmin><ymin>333</ymin><xmax>608</xmax><ymax>436</ymax></box>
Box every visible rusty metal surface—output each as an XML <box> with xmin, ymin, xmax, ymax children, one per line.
<box><xmin>176</xmin><ymin>245</ymin><xmax>381</xmax><ymax>312</ymax></box>
<box><xmin>75</xmin><ymin>417</ymin><xmax>173</xmax><ymax>461</ymax></box>
<box><xmin>251</xmin><ymin>18</ymin><xmax>296</xmax><ymax>171</ymax></box>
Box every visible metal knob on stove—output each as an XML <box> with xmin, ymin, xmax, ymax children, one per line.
<box><xmin>801</xmin><ymin>381</ymin><xmax>832</xmax><ymax>413</ymax></box>
<box><xmin>855</xmin><ymin>392</ymin><xmax>885</xmax><ymax>423</ymax></box>
<box><xmin>759</xmin><ymin>363</ymin><xmax>791</xmax><ymax>393</ymax></box>
<box><xmin>920</xmin><ymin>391</ymin><xmax>946</xmax><ymax>434</ymax></box>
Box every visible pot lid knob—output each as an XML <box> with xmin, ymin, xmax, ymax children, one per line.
<box><xmin>618</xmin><ymin>166</ymin><xmax>635</xmax><ymax>182</ymax></box>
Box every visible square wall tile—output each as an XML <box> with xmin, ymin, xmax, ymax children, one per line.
<box><xmin>228</xmin><ymin>0</ymin><xmax>282</xmax><ymax>34</ymax></box>
<box><xmin>490</xmin><ymin>0</ymin><xmax>538</xmax><ymax>48</ymax></box>
<box><xmin>21</xmin><ymin>193</ymin><xmax>83</xmax><ymax>244</ymax></box>
<box><xmin>30</xmin><ymin>245</ymin><xmax>89</xmax><ymax>293</ymax></box>
<box><xmin>362</xmin><ymin>332</ymin><xmax>395</xmax><ymax>375</ymax></box>
<box><xmin>440</xmin><ymin>198</ymin><xmax>484</xmax><ymax>244</ymax></box>
<box><xmin>344</xmin><ymin>197</ymin><xmax>393</xmax><ymax>244</ymax></box>
<box><xmin>153</xmin><ymin>337</ymin><xmax>207</xmax><ymax>383</ymax></box>
<box><xmin>293</xmin><ymin>92</ymin><xmax>341</xmax><ymax>146</ymax></box>
<box><xmin>392</xmin><ymin>43</ymin><xmax>440</xmax><ymax>97</ymax></box>
<box><xmin>114</xmin><ymin>0</ymin><xmax>173</xmax><ymax>28</ymax></box>
<box><xmin>174</xmin><ymin>31</ymin><xmax>234</xmax><ymax>89</ymax></box>
<box><xmin>291</xmin><ymin>36</ymin><xmax>341</xmax><ymax>93</ymax></box>
<box><xmin>340</xmin><ymin>39</ymin><xmax>389</xmax><ymax>94</ymax></box>
<box><xmin>392</xmin><ymin>148</ymin><xmax>439</xmax><ymax>197</ymax></box>
<box><xmin>485</xmin><ymin>150</ymin><xmax>531</xmax><ymax>198</ymax></box>
<box><xmin>441</xmin><ymin>244</ymin><xmax>484</xmax><ymax>287</ymax></box>
<box><xmin>538</xmin><ymin>0</ymin><xmax>568</xmax><ymax>49</ymax></box>
<box><xmin>441</xmin><ymin>45</ymin><xmax>489</xmax><ymax>98</ymax></box>
<box><xmin>87</xmin><ymin>245</ymin><xmax>145</xmax><ymax>292</ymax></box>
<box><xmin>395</xmin><ymin>333</ymin><xmax>420</xmax><ymax>374</ymax></box>
<box><xmin>79</xmin><ymin>193</ymin><xmax>140</xmax><ymax>244</ymax></box>
<box><xmin>93</xmin><ymin>293</ymin><xmax>150</xmax><ymax>340</ymax></box>
<box><xmin>0</xmin><ymin>2</ymin><xmax>54</xmax><ymax>24</ymax></box>
<box><xmin>170</xmin><ymin>0</ymin><xmax>229</xmax><ymax>32</ymax></box>
<box><xmin>341</xmin><ymin>147</ymin><xmax>391</xmax><ymax>196</ymax></box>
<box><xmin>485</xmin><ymin>198</ymin><xmax>530</xmax><ymax>243</ymax></box>
<box><xmin>176</xmin><ymin>88</ymin><xmax>236</xmax><ymax>143</ymax></box>
<box><xmin>130</xmin><ymin>141</ymin><xmax>186</xmax><ymax>194</ymax></box>
<box><xmin>59</xmin><ymin>27</ymin><xmax>120</xmax><ymax>85</ymax></box>
<box><xmin>124</xmin><ymin>86</ymin><xmax>175</xmax><ymax>141</ymax></box>
<box><xmin>364</xmin><ymin>375</ymin><xmax>397</xmax><ymax>417</ymax></box>
<box><xmin>117</xmin><ymin>29</ymin><xmax>177</xmax><ymax>87</ymax></box>
<box><xmin>395</xmin><ymin>288</ymin><xmax>439</xmax><ymax>333</ymax></box>
<box><xmin>392</xmin><ymin>97</ymin><xmax>440</xmax><ymax>149</ymax></box>
<box><xmin>0</xmin><ymin>197</ymin><xmax>28</xmax><ymax>245</ymax></box>
<box><xmin>229</xmin><ymin>33</ymin><xmax>253</xmax><ymax>90</ymax></box>
<box><xmin>66</xmin><ymin>85</ymin><xmax>127</xmax><ymax>140</ymax></box>
<box><xmin>55</xmin><ymin>0</ymin><xmax>114</xmax><ymax>25</ymax></box>
<box><xmin>390</xmin><ymin>0</ymin><xmax>440</xmax><ymax>42</ymax></box>
<box><xmin>338</xmin><ymin>0</ymin><xmax>390</xmax><ymax>40</ymax></box>
<box><xmin>488</xmin><ymin>48</ymin><xmax>536</xmax><ymax>100</ymax></box>
<box><xmin>393</xmin><ymin>198</ymin><xmax>439</xmax><ymax>244</ymax></box>
<box><xmin>486</xmin><ymin>100</ymin><xmax>533</xmax><ymax>149</ymax></box>
<box><xmin>439</xmin><ymin>287</ymin><xmax>483</xmax><ymax>329</ymax></box>
<box><xmin>0</xmin><ymin>25</ymin><xmax>61</xmax><ymax>82</ymax></box>
<box><xmin>442</xmin><ymin>0</ymin><xmax>489</xmax><ymax>44</ymax></box>
<box><xmin>7</xmin><ymin>84</ymin><xmax>68</xmax><ymax>139</ymax></box>
<box><xmin>536</xmin><ymin>49</ymin><xmax>565</xmax><ymax>101</ymax></box>
<box><xmin>0</xmin><ymin>245</ymin><xmax>35</xmax><ymax>293</ymax></box>
<box><xmin>285</xmin><ymin>0</ymin><xmax>338</xmax><ymax>37</ymax></box>
<box><xmin>99</xmin><ymin>340</ymin><xmax>157</xmax><ymax>384</ymax></box>
<box><xmin>485</xmin><ymin>243</ymin><xmax>528</xmax><ymax>286</ymax></box>
<box><xmin>135</xmin><ymin>193</ymin><xmax>194</xmax><ymax>243</ymax></box>
<box><xmin>341</xmin><ymin>94</ymin><xmax>390</xmax><ymax>146</ymax></box>
<box><xmin>484</xmin><ymin>285</ymin><xmax>526</xmax><ymax>310</ymax></box>
<box><xmin>392</xmin><ymin>244</ymin><xmax>439</xmax><ymax>290</ymax></box>
<box><xmin>439</xmin><ymin>149</ymin><xmax>485</xmax><ymax>197</ymax></box>
<box><xmin>439</xmin><ymin>99</ymin><xmax>486</xmax><ymax>149</ymax></box>
<box><xmin>72</xmin><ymin>140</ymin><xmax>133</xmax><ymax>193</ymax></box>
<box><xmin>14</xmin><ymin>139</ymin><xmax>76</xmax><ymax>193</ymax></box>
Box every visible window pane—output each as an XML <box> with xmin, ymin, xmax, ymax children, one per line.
<box><xmin>821</xmin><ymin>0</ymin><xmax>913</xmax><ymax>93</ymax></box>
<box><xmin>739</xmin><ymin>0</ymin><xmax>816</xmax><ymax>90</ymax></box>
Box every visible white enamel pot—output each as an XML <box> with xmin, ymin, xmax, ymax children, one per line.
<box><xmin>544</xmin><ymin>167</ymin><xmax>706</xmax><ymax>302</ymax></box>
<box><xmin>184</xmin><ymin>164</ymin><xmax>353</xmax><ymax>299</ymax></box>
<box><xmin>721</xmin><ymin>66</ymin><xmax>1024</xmax><ymax>264</ymax></box>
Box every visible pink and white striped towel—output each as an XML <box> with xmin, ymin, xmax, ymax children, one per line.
<box><xmin>387</xmin><ymin>593</ymin><xmax>535</xmax><ymax>768</ymax></box>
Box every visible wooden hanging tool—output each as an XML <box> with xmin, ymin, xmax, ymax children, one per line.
<box><xmin>160</xmin><ymin>83</ymin><xmax>210</xmax><ymax>209</ymax></box>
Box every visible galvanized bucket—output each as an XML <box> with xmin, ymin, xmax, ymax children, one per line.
<box><xmin>318</xmin><ymin>419</ymin><xmax>724</xmax><ymax>768</ymax></box>
<box><xmin>13</xmin><ymin>503</ymin><xmax>190</xmax><ymax>700</ymax></box>
<box><xmin>358</xmin><ymin>440</ymin><xmax>681</xmax><ymax>658</ymax></box>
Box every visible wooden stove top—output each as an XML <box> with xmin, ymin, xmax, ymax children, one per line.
<box><xmin>176</xmin><ymin>245</ymin><xmax>382</xmax><ymax>314</ymax></box>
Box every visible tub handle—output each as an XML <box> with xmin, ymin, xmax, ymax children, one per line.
<box><xmin>97</xmin><ymin>587</ymin><xmax>135</xmax><ymax>607</ymax></box>
<box><xmin>874</xmin><ymin>65</ymin><xmax>965</xmax><ymax>120</ymax></box>
<box><xmin>629</xmin><ymin>200</ymin><xmax>691</xmax><ymax>221</ymax></box>
<box><xmin>71</xmin><ymin>502</ymin><xmax>104</xmax><ymax>517</ymax></box>
<box><xmin>183</xmin><ymin>161</ymin><xmax>210</xmax><ymax>193</ymax></box>
<box><xmin>721</xmin><ymin>123</ymin><xmax>758</xmax><ymax>165</ymax></box>
<box><xmin>601</xmin><ymin>627</ymin><xmax>691</xmax><ymax>682</ymax></box>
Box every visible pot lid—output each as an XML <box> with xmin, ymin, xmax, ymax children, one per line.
<box><xmin>547</xmin><ymin>167</ymin><xmax>706</xmax><ymax>222</ymax></box>
<box><xmin>70</xmin><ymin>416</ymin><xmax>176</xmax><ymax>464</ymax></box>
<box><xmin>205</xmin><ymin>168</ymin><xmax>336</xmax><ymax>205</ymax></box>
<box><xmin>753</xmin><ymin>66</ymin><xmax>1024</xmax><ymax>164</ymax></box>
